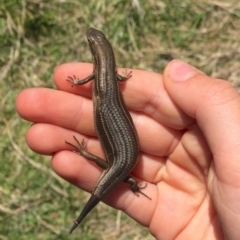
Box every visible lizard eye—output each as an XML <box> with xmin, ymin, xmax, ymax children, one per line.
<box><xmin>96</xmin><ymin>35</ymin><xmax>102</xmax><ymax>41</ymax></box>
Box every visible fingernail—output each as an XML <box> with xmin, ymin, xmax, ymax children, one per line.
<box><xmin>169</xmin><ymin>60</ymin><xmax>199</xmax><ymax>82</ymax></box>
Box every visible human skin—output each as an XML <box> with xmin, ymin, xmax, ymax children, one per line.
<box><xmin>16</xmin><ymin>60</ymin><xmax>240</xmax><ymax>239</ymax></box>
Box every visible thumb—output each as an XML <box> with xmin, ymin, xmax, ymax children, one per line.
<box><xmin>163</xmin><ymin>59</ymin><xmax>240</xmax><ymax>239</ymax></box>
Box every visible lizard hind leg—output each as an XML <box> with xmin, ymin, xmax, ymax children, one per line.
<box><xmin>124</xmin><ymin>176</ymin><xmax>151</xmax><ymax>200</ymax></box>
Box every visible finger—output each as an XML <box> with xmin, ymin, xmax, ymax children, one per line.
<box><xmin>16</xmin><ymin>88</ymin><xmax>182</xmax><ymax>156</ymax></box>
<box><xmin>163</xmin><ymin>60</ymin><xmax>240</xmax><ymax>183</ymax></box>
<box><xmin>163</xmin><ymin>59</ymin><xmax>240</xmax><ymax>239</ymax></box>
<box><xmin>54</xmin><ymin>62</ymin><xmax>193</xmax><ymax>129</ymax></box>
<box><xmin>16</xmin><ymin>88</ymin><xmax>95</xmax><ymax>136</ymax></box>
<box><xmin>25</xmin><ymin>122</ymin><xmax>167</xmax><ymax>182</ymax></box>
<box><xmin>51</xmin><ymin>150</ymin><xmax>157</xmax><ymax>227</ymax></box>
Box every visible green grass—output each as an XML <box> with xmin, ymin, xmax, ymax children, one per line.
<box><xmin>1</xmin><ymin>0</ymin><xmax>240</xmax><ymax>239</ymax></box>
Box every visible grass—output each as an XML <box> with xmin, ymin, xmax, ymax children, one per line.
<box><xmin>1</xmin><ymin>0</ymin><xmax>240</xmax><ymax>239</ymax></box>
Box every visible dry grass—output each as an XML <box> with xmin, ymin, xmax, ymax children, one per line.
<box><xmin>0</xmin><ymin>0</ymin><xmax>240</xmax><ymax>239</ymax></box>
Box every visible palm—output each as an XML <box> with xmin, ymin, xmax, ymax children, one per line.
<box><xmin>146</xmin><ymin>124</ymin><xmax>213</xmax><ymax>239</ymax></box>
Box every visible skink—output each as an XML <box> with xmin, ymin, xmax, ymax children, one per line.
<box><xmin>66</xmin><ymin>28</ymin><xmax>150</xmax><ymax>234</ymax></box>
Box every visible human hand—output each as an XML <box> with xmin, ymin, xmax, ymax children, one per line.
<box><xmin>16</xmin><ymin>60</ymin><xmax>240</xmax><ymax>239</ymax></box>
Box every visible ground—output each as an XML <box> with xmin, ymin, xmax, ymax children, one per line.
<box><xmin>0</xmin><ymin>1</ymin><xmax>240</xmax><ymax>239</ymax></box>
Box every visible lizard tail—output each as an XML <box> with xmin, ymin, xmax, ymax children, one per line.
<box><xmin>70</xmin><ymin>194</ymin><xmax>101</xmax><ymax>234</ymax></box>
